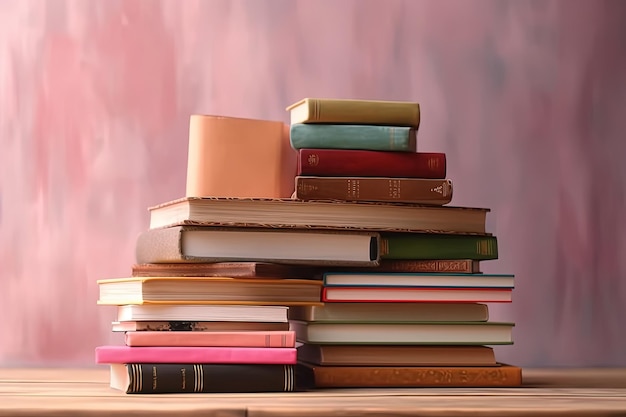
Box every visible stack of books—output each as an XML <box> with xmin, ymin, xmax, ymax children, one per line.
<box><xmin>283</xmin><ymin>98</ymin><xmax>521</xmax><ymax>388</ymax></box>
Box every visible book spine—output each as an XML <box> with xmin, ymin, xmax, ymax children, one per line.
<box><xmin>302</xmin><ymin>99</ymin><xmax>421</xmax><ymax>127</ymax></box>
<box><xmin>294</xmin><ymin>177</ymin><xmax>452</xmax><ymax>205</ymax></box>
<box><xmin>298</xmin><ymin>364</ymin><xmax>521</xmax><ymax>388</ymax></box>
<box><xmin>366</xmin><ymin>259</ymin><xmax>480</xmax><ymax>273</ymax></box>
<box><xmin>380</xmin><ymin>234</ymin><xmax>498</xmax><ymax>260</ymax></box>
<box><xmin>298</xmin><ymin>149</ymin><xmax>446</xmax><ymax>178</ymax></box>
<box><xmin>290</xmin><ymin>124</ymin><xmax>417</xmax><ymax>152</ymax></box>
<box><xmin>124</xmin><ymin>363</ymin><xmax>294</xmax><ymax>393</ymax></box>
<box><xmin>125</xmin><ymin>331</ymin><xmax>296</xmax><ymax>348</ymax></box>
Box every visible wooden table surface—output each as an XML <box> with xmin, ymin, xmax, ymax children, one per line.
<box><xmin>0</xmin><ymin>367</ymin><xmax>625</xmax><ymax>416</ymax></box>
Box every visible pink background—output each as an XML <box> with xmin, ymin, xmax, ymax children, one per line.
<box><xmin>1</xmin><ymin>0</ymin><xmax>625</xmax><ymax>367</ymax></box>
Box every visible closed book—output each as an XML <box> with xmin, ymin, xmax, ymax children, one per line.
<box><xmin>288</xmin><ymin>303</ymin><xmax>489</xmax><ymax>322</ymax></box>
<box><xmin>290</xmin><ymin>125</ymin><xmax>417</xmax><ymax>152</ymax></box>
<box><xmin>110</xmin><ymin>363</ymin><xmax>294</xmax><ymax>393</ymax></box>
<box><xmin>322</xmin><ymin>272</ymin><xmax>514</xmax><ymax>288</ymax></box>
<box><xmin>338</xmin><ymin>259</ymin><xmax>481</xmax><ymax>274</ymax></box>
<box><xmin>148</xmin><ymin>197</ymin><xmax>490</xmax><ymax>235</ymax></box>
<box><xmin>136</xmin><ymin>226</ymin><xmax>380</xmax><ymax>267</ymax></box>
<box><xmin>116</xmin><ymin>304</ymin><xmax>288</xmax><ymax>323</ymax></box>
<box><xmin>294</xmin><ymin>176</ymin><xmax>453</xmax><ymax>205</ymax></box>
<box><xmin>286</xmin><ymin>98</ymin><xmax>420</xmax><ymax>127</ymax></box>
<box><xmin>290</xmin><ymin>321</ymin><xmax>514</xmax><ymax>345</ymax></box>
<box><xmin>131</xmin><ymin>262</ymin><xmax>318</xmax><ymax>278</ymax></box>
<box><xmin>97</xmin><ymin>277</ymin><xmax>323</xmax><ymax>306</ymax></box>
<box><xmin>322</xmin><ymin>287</ymin><xmax>511</xmax><ymax>303</ymax></box>
<box><xmin>297</xmin><ymin>345</ymin><xmax>497</xmax><ymax>366</ymax></box>
<box><xmin>186</xmin><ymin>115</ymin><xmax>296</xmax><ymax>199</ymax></box>
<box><xmin>296</xmin><ymin>363</ymin><xmax>522</xmax><ymax>388</ymax></box>
<box><xmin>298</xmin><ymin>149</ymin><xmax>445</xmax><ymax>178</ymax></box>
<box><xmin>125</xmin><ymin>331</ymin><xmax>295</xmax><ymax>348</ymax></box>
<box><xmin>381</xmin><ymin>233</ymin><xmax>498</xmax><ymax>260</ymax></box>
<box><xmin>95</xmin><ymin>345</ymin><xmax>297</xmax><ymax>364</ymax></box>
<box><xmin>112</xmin><ymin>321</ymin><xmax>290</xmax><ymax>332</ymax></box>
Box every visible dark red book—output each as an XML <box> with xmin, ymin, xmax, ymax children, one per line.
<box><xmin>297</xmin><ymin>149</ymin><xmax>446</xmax><ymax>178</ymax></box>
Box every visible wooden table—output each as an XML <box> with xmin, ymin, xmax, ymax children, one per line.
<box><xmin>1</xmin><ymin>367</ymin><xmax>625</xmax><ymax>416</ymax></box>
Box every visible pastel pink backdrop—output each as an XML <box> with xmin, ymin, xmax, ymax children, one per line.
<box><xmin>1</xmin><ymin>0</ymin><xmax>625</xmax><ymax>367</ymax></box>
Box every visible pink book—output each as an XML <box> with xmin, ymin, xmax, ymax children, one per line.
<box><xmin>125</xmin><ymin>331</ymin><xmax>296</xmax><ymax>348</ymax></box>
<box><xmin>95</xmin><ymin>346</ymin><xmax>297</xmax><ymax>364</ymax></box>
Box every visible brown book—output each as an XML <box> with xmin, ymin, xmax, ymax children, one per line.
<box><xmin>339</xmin><ymin>259</ymin><xmax>481</xmax><ymax>274</ymax></box>
<box><xmin>135</xmin><ymin>226</ymin><xmax>380</xmax><ymax>267</ymax></box>
<box><xmin>294</xmin><ymin>176</ymin><xmax>452</xmax><ymax>205</ymax></box>
<box><xmin>131</xmin><ymin>262</ymin><xmax>319</xmax><ymax>278</ymax></box>
<box><xmin>112</xmin><ymin>321</ymin><xmax>290</xmax><ymax>332</ymax></box>
<box><xmin>297</xmin><ymin>345</ymin><xmax>496</xmax><ymax>366</ymax></box>
<box><xmin>297</xmin><ymin>363</ymin><xmax>522</xmax><ymax>388</ymax></box>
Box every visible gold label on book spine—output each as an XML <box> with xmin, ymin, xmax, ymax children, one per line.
<box><xmin>427</xmin><ymin>157</ymin><xmax>439</xmax><ymax>170</ymax></box>
<box><xmin>476</xmin><ymin>239</ymin><xmax>494</xmax><ymax>255</ymax></box>
<box><xmin>152</xmin><ymin>365</ymin><xmax>157</xmax><ymax>390</ymax></box>
<box><xmin>347</xmin><ymin>179</ymin><xmax>360</xmax><ymax>198</ymax></box>
<box><xmin>307</xmin><ymin>154</ymin><xmax>319</xmax><ymax>166</ymax></box>
<box><xmin>388</xmin><ymin>179</ymin><xmax>401</xmax><ymax>199</ymax></box>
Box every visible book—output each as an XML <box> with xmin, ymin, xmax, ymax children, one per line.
<box><xmin>112</xmin><ymin>321</ymin><xmax>290</xmax><ymax>332</ymax></box>
<box><xmin>186</xmin><ymin>114</ymin><xmax>296</xmax><ymax>199</ymax></box>
<box><xmin>148</xmin><ymin>197</ymin><xmax>490</xmax><ymax>235</ymax></box>
<box><xmin>136</xmin><ymin>226</ymin><xmax>380</xmax><ymax>267</ymax></box>
<box><xmin>381</xmin><ymin>233</ymin><xmax>498</xmax><ymax>260</ymax></box>
<box><xmin>297</xmin><ymin>149</ymin><xmax>445</xmax><ymax>178</ymax></box>
<box><xmin>290</xmin><ymin>125</ymin><xmax>417</xmax><ymax>152</ymax></box>
<box><xmin>288</xmin><ymin>303</ymin><xmax>489</xmax><ymax>322</ymax></box>
<box><xmin>97</xmin><ymin>277</ymin><xmax>323</xmax><ymax>306</ymax></box>
<box><xmin>294</xmin><ymin>176</ymin><xmax>452</xmax><ymax>205</ymax></box>
<box><xmin>131</xmin><ymin>262</ymin><xmax>319</xmax><ymax>278</ymax></box>
<box><xmin>286</xmin><ymin>98</ymin><xmax>420</xmax><ymax>127</ymax></box>
<box><xmin>322</xmin><ymin>272</ymin><xmax>514</xmax><ymax>288</ymax></box>
<box><xmin>95</xmin><ymin>345</ymin><xmax>297</xmax><ymax>364</ymax></box>
<box><xmin>125</xmin><ymin>331</ymin><xmax>295</xmax><ymax>348</ymax></box>
<box><xmin>116</xmin><ymin>304</ymin><xmax>288</xmax><ymax>323</ymax></box>
<box><xmin>290</xmin><ymin>321</ymin><xmax>514</xmax><ymax>345</ymax></box>
<box><xmin>322</xmin><ymin>287</ymin><xmax>511</xmax><ymax>303</ymax></box>
<box><xmin>296</xmin><ymin>363</ymin><xmax>522</xmax><ymax>388</ymax></box>
<box><xmin>339</xmin><ymin>259</ymin><xmax>482</xmax><ymax>274</ymax></box>
<box><xmin>297</xmin><ymin>344</ymin><xmax>497</xmax><ymax>366</ymax></box>
<box><xmin>110</xmin><ymin>363</ymin><xmax>294</xmax><ymax>393</ymax></box>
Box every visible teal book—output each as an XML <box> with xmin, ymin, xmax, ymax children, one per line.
<box><xmin>289</xmin><ymin>124</ymin><xmax>417</xmax><ymax>152</ymax></box>
<box><xmin>380</xmin><ymin>234</ymin><xmax>498</xmax><ymax>260</ymax></box>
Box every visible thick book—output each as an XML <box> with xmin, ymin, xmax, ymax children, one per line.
<box><xmin>322</xmin><ymin>272</ymin><xmax>514</xmax><ymax>288</ymax></box>
<box><xmin>338</xmin><ymin>259</ymin><xmax>482</xmax><ymax>274</ymax></box>
<box><xmin>112</xmin><ymin>321</ymin><xmax>290</xmax><ymax>332</ymax></box>
<box><xmin>110</xmin><ymin>363</ymin><xmax>294</xmax><ymax>393</ymax></box>
<box><xmin>286</xmin><ymin>98</ymin><xmax>420</xmax><ymax>127</ymax></box>
<box><xmin>290</xmin><ymin>321</ymin><xmax>514</xmax><ymax>345</ymax></box>
<box><xmin>297</xmin><ymin>149</ymin><xmax>445</xmax><ymax>178</ymax></box>
<box><xmin>322</xmin><ymin>287</ymin><xmax>511</xmax><ymax>303</ymax></box>
<box><xmin>97</xmin><ymin>277</ymin><xmax>323</xmax><ymax>306</ymax></box>
<box><xmin>186</xmin><ymin>115</ymin><xmax>296</xmax><ymax>199</ymax></box>
<box><xmin>294</xmin><ymin>176</ymin><xmax>453</xmax><ymax>205</ymax></box>
<box><xmin>131</xmin><ymin>262</ymin><xmax>319</xmax><ymax>278</ymax></box>
<box><xmin>116</xmin><ymin>304</ymin><xmax>288</xmax><ymax>323</ymax></box>
<box><xmin>135</xmin><ymin>226</ymin><xmax>380</xmax><ymax>267</ymax></box>
<box><xmin>381</xmin><ymin>233</ymin><xmax>498</xmax><ymax>260</ymax></box>
<box><xmin>296</xmin><ymin>363</ymin><xmax>522</xmax><ymax>388</ymax></box>
<box><xmin>288</xmin><ymin>303</ymin><xmax>489</xmax><ymax>323</ymax></box>
<box><xmin>297</xmin><ymin>345</ymin><xmax>496</xmax><ymax>366</ymax></box>
<box><xmin>125</xmin><ymin>330</ymin><xmax>295</xmax><ymax>348</ymax></box>
<box><xmin>95</xmin><ymin>345</ymin><xmax>297</xmax><ymax>364</ymax></box>
<box><xmin>148</xmin><ymin>197</ymin><xmax>490</xmax><ymax>235</ymax></box>
<box><xmin>290</xmin><ymin>125</ymin><xmax>417</xmax><ymax>152</ymax></box>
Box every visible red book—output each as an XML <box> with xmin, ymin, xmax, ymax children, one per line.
<box><xmin>297</xmin><ymin>149</ymin><xmax>446</xmax><ymax>178</ymax></box>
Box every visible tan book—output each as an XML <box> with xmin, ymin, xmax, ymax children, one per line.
<box><xmin>97</xmin><ymin>277</ymin><xmax>323</xmax><ymax>306</ymax></box>
<box><xmin>112</xmin><ymin>321</ymin><xmax>290</xmax><ymax>332</ymax></box>
<box><xmin>297</xmin><ymin>363</ymin><xmax>522</xmax><ymax>388</ymax></box>
<box><xmin>131</xmin><ymin>262</ymin><xmax>319</xmax><ymax>278</ymax></box>
<box><xmin>294</xmin><ymin>176</ymin><xmax>452</xmax><ymax>205</ymax></box>
<box><xmin>116</xmin><ymin>304</ymin><xmax>288</xmax><ymax>323</ymax></box>
<box><xmin>297</xmin><ymin>345</ymin><xmax>496</xmax><ymax>366</ymax></box>
<box><xmin>288</xmin><ymin>303</ymin><xmax>489</xmax><ymax>322</ymax></box>
<box><xmin>286</xmin><ymin>98</ymin><xmax>420</xmax><ymax>127</ymax></box>
<box><xmin>186</xmin><ymin>115</ymin><xmax>296</xmax><ymax>199</ymax></box>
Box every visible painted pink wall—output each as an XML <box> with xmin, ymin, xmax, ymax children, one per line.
<box><xmin>1</xmin><ymin>0</ymin><xmax>625</xmax><ymax>367</ymax></box>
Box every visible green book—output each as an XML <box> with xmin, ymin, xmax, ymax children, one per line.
<box><xmin>290</xmin><ymin>124</ymin><xmax>417</xmax><ymax>152</ymax></box>
<box><xmin>380</xmin><ymin>233</ymin><xmax>498</xmax><ymax>260</ymax></box>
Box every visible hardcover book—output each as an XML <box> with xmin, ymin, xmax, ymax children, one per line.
<box><xmin>286</xmin><ymin>98</ymin><xmax>420</xmax><ymax>127</ymax></box>
<box><xmin>112</xmin><ymin>321</ymin><xmax>290</xmax><ymax>332</ymax></box>
<box><xmin>380</xmin><ymin>233</ymin><xmax>498</xmax><ymax>260</ymax></box>
<box><xmin>290</xmin><ymin>125</ymin><xmax>417</xmax><ymax>152</ymax></box>
<box><xmin>321</xmin><ymin>286</ymin><xmax>511</xmax><ymax>303</ymax></box>
<box><xmin>116</xmin><ymin>304</ymin><xmax>288</xmax><ymax>323</ymax></box>
<box><xmin>131</xmin><ymin>262</ymin><xmax>319</xmax><ymax>278</ymax></box>
<box><xmin>125</xmin><ymin>330</ymin><xmax>296</xmax><ymax>348</ymax></box>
